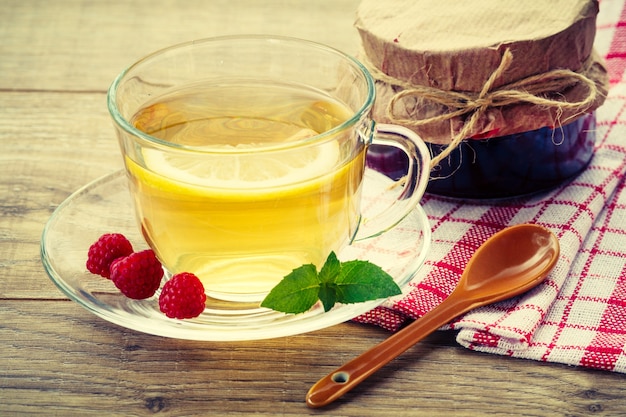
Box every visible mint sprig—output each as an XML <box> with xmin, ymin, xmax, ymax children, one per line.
<box><xmin>260</xmin><ymin>252</ymin><xmax>402</xmax><ymax>314</ymax></box>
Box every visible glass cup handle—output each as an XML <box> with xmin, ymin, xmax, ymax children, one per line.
<box><xmin>354</xmin><ymin>123</ymin><xmax>431</xmax><ymax>241</ymax></box>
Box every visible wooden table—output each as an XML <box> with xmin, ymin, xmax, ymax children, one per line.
<box><xmin>2</xmin><ymin>1</ymin><xmax>625</xmax><ymax>415</ymax></box>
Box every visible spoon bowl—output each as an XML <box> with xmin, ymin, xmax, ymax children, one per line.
<box><xmin>306</xmin><ymin>223</ymin><xmax>560</xmax><ymax>408</ymax></box>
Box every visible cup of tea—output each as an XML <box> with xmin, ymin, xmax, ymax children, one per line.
<box><xmin>107</xmin><ymin>35</ymin><xmax>430</xmax><ymax>302</ymax></box>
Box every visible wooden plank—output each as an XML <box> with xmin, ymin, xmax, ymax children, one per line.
<box><xmin>2</xmin><ymin>301</ymin><xmax>625</xmax><ymax>416</ymax></box>
<box><xmin>0</xmin><ymin>91</ymin><xmax>121</xmax><ymax>298</ymax></box>
<box><xmin>0</xmin><ymin>0</ymin><xmax>362</xmax><ymax>91</ymax></box>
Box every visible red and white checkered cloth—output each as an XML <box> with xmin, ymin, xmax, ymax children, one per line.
<box><xmin>356</xmin><ymin>0</ymin><xmax>626</xmax><ymax>373</ymax></box>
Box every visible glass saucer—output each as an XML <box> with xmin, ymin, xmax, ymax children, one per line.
<box><xmin>41</xmin><ymin>169</ymin><xmax>431</xmax><ymax>341</ymax></box>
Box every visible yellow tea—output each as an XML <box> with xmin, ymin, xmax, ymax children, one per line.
<box><xmin>125</xmin><ymin>81</ymin><xmax>366</xmax><ymax>300</ymax></box>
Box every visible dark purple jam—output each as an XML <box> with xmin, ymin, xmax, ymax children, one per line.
<box><xmin>366</xmin><ymin>113</ymin><xmax>596</xmax><ymax>199</ymax></box>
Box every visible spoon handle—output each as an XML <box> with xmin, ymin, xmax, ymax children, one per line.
<box><xmin>306</xmin><ymin>291</ymin><xmax>471</xmax><ymax>408</ymax></box>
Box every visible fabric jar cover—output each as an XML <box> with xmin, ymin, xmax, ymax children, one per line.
<box><xmin>355</xmin><ymin>0</ymin><xmax>609</xmax><ymax>145</ymax></box>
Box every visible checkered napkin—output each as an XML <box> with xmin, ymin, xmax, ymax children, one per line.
<box><xmin>355</xmin><ymin>0</ymin><xmax>626</xmax><ymax>373</ymax></box>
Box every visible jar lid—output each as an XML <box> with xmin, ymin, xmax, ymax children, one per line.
<box><xmin>355</xmin><ymin>0</ymin><xmax>609</xmax><ymax>146</ymax></box>
<box><xmin>356</xmin><ymin>0</ymin><xmax>598</xmax><ymax>91</ymax></box>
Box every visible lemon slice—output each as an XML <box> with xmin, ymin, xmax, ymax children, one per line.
<box><xmin>140</xmin><ymin>139</ymin><xmax>341</xmax><ymax>190</ymax></box>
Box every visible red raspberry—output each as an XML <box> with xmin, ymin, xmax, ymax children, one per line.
<box><xmin>110</xmin><ymin>249</ymin><xmax>164</xmax><ymax>299</ymax></box>
<box><xmin>86</xmin><ymin>233</ymin><xmax>133</xmax><ymax>278</ymax></box>
<box><xmin>159</xmin><ymin>272</ymin><xmax>206</xmax><ymax>319</ymax></box>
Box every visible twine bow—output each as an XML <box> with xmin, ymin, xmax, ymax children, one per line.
<box><xmin>367</xmin><ymin>49</ymin><xmax>600</xmax><ymax>169</ymax></box>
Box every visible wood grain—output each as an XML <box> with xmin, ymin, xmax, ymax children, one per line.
<box><xmin>2</xmin><ymin>0</ymin><xmax>625</xmax><ymax>415</ymax></box>
<box><xmin>3</xmin><ymin>301</ymin><xmax>625</xmax><ymax>416</ymax></box>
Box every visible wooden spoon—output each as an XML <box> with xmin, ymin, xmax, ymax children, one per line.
<box><xmin>306</xmin><ymin>224</ymin><xmax>560</xmax><ymax>408</ymax></box>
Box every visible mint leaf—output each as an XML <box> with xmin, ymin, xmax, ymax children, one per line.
<box><xmin>318</xmin><ymin>283</ymin><xmax>337</xmax><ymax>312</ymax></box>
<box><xmin>260</xmin><ymin>252</ymin><xmax>402</xmax><ymax>314</ymax></box>
<box><xmin>260</xmin><ymin>264</ymin><xmax>320</xmax><ymax>314</ymax></box>
<box><xmin>334</xmin><ymin>260</ymin><xmax>402</xmax><ymax>304</ymax></box>
<box><xmin>318</xmin><ymin>252</ymin><xmax>341</xmax><ymax>284</ymax></box>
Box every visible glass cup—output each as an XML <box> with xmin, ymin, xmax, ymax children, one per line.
<box><xmin>107</xmin><ymin>35</ymin><xmax>430</xmax><ymax>302</ymax></box>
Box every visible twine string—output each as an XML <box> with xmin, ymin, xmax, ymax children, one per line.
<box><xmin>365</xmin><ymin>49</ymin><xmax>599</xmax><ymax>169</ymax></box>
